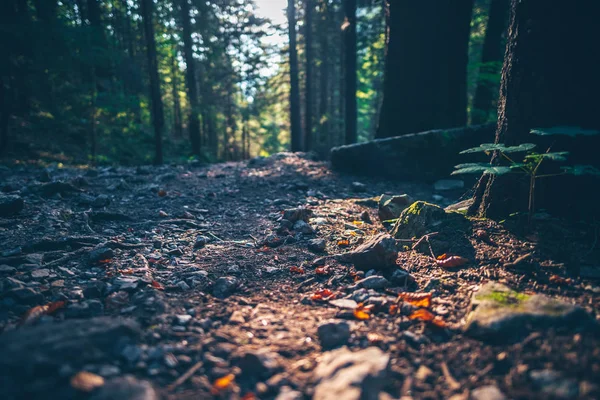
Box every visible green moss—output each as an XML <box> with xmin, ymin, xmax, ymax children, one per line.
<box><xmin>477</xmin><ymin>290</ymin><xmax>530</xmax><ymax>308</ymax></box>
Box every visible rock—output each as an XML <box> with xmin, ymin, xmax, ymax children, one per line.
<box><xmin>317</xmin><ymin>320</ymin><xmax>351</xmax><ymax>349</ymax></box>
<box><xmin>64</xmin><ymin>299</ymin><xmax>104</xmax><ymax>318</ymax></box>
<box><xmin>89</xmin><ymin>376</ymin><xmax>158</xmax><ymax>400</ymax></box>
<box><xmin>275</xmin><ymin>386</ymin><xmax>303</xmax><ymax>400</ymax></box>
<box><xmin>92</xmin><ymin>194</ymin><xmax>111</xmax><ymax>208</ymax></box>
<box><xmin>0</xmin><ymin>318</ymin><xmax>140</xmax><ymax>399</ymax></box>
<box><xmin>464</xmin><ymin>282</ymin><xmax>592</xmax><ymax>342</ymax></box>
<box><xmin>3</xmin><ymin>287</ymin><xmax>44</xmax><ymax>304</ymax></box>
<box><xmin>414</xmin><ymin>365</ymin><xmax>433</xmax><ymax>381</ymax></box>
<box><xmin>341</xmin><ymin>233</ymin><xmax>398</xmax><ymax>271</ymax></box>
<box><xmin>313</xmin><ymin>346</ymin><xmax>390</xmax><ymax>400</ymax></box>
<box><xmin>282</xmin><ymin>207</ymin><xmax>313</xmax><ymax>223</ymax></box>
<box><xmin>0</xmin><ymin>195</ymin><xmax>24</xmax><ymax>217</ymax></box>
<box><xmin>174</xmin><ymin>315</ymin><xmax>193</xmax><ymax>325</ymax></box>
<box><xmin>530</xmin><ymin>369</ymin><xmax>579</xmax><ymax>399</ymax></box>
<box><xmin>114</xmin><ymin>276</ymin><xmax>140</xmax><ymax>291</ymax></box>
<box><xmin>89</xmin><ymin>247</ymin><xmax>114</xmax><ymax>265</ymax></box>
<box><xmin>238</xmin><ymin>350</ymin><xmax>282</xmax><ymax>379</ymax></box>
<box><xmin>175</xmin><ymin>281</ymin><xmax>190</xmax><ymax>291</ymax></box>
<box><xmin>121</xmin><ymin>344</ymin><xmax>143</xmax><ymax>364</ymax></box>
<box><xmin>293</xmin><ymin>220</ymin><xmax>314</xmax><ymax>234</ymax></box>
<box><xmin>330</xmin><ymin>124</ymin><xmax>496</xmax><ymax>181</ymax></box>
<box><xmin>308</xmin><ymin>238</ymin><xmax>326</xmax><ymax>253</ymax></box>
<box><xmin>351</xmin><ymin>182</ymin><xmax>367</xmax><ymax>192</ymax></box>
<box><xmin>378</xmin><ymin>194</ymin><xmax>413</xmax><ymax>222</ymax></box>
<box><xmin>349</xmin><ymin>275</ymin><xmax>390</xmax><ymax>290</ymax></box>
<box><xmin>390</xmin><ymin>268</ymin><xmax>415</xmax><ymax>286</ymax></box>
<box><xmin>213</xmin><ymin>276</ymin><xmax>238</xmax><ymax>298</ymax></box>
<box><xmin>329</xmin><ymin>299</ymin><xmax>359</xmax><ymax>309</ymax></box>
<box><xmin>433</xmin><ymin>179</ymin><xmax>464</xmax><ymax>191</ymax></box>
<box><xmin>38</xmin><ymin>181</ymin><xmax>79</xmax><ymax>197</ymax></box>
<box><xmin>194</xmin><ymin>235</ymin><xmax>209</xmax><ymax>248</ymax></box>
<box><xmin>0</xmin><ymin>265</ymin><xmax>16</xmax><ymax>274</ymax></box>
<box><xmin>30</xmin><ymin>268</ymin><xmax>50</xmax><ymax>279</ymax></box>
<box><xmin>390</xmin><ymin>201</ymin><xmax>471</xmax><ymax>256</ymax></box>
<box><xmin>471</xmin><ymin>385</ymin><xmax>507</xmax><ymax>400</ymax></box>
<box><xmin>229</xmin><ymin>311</ymin><xmax>246</xmax><ymax>324</ymax></box>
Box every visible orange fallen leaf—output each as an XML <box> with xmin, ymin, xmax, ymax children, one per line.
<box><xmin>435</xmin><ymin>255</ymin><xmax>468</xmax><ymax>268</ymax></box>
<box><xmin>311</xmin><ymin>289</ymin><xmax>335</xmax><ymax>301</ymax></box>
<box><xmin>20</xmin><ymin>301</ymin><xmax>66</xmax><ymax>326</ymax></box>
<box><xmin>354</xmin><ymin>303</ymin><xmax>373</xmax><ymax>320</ymax></box>
<box><xmin>408</xmin><ymin>308</ymin><xmax>447</xmax><ymax>328</ymax></box>
<box><xmin>151</xmin><ymin>280</ymin><xmax>164</xmax><ymax>290</ymax></box>
<box><xmin>289</xmin><ymin>266</ymin><xmax>305</xmax><ymax>274</ymax></box>
<box><xmin>389</xmin><ymin>304</ymin><xmax>399</xmax><ymax>315</ymax></box>
<box><xmin>397</xmin><ymin>292</ymin><xmax>432</xmax><ymax>308</ymax></box>
<box><xmin>549</xmin><ymin>275</ymin><xmax>573</xmax><ymax>285</ymax></box>
<box><xmin>241</xmin><ymin>393</ymin><xmax>257</xmax><ymax>400</ymax></box>
<box><xmin>211</xmin><ymin>374</ymin><xmax>235</xmax><ymax>394</ymax></box>
<box><xmin>337</xmin><ymin>239</ymin><xmax>350</xmax><ymax>247</ymax></box>
<box><xmin>71</xmin><ymin>371</ymin><xmax>105</xmax><ymax>392</ymax></box>
<box><xmin>98</xmin><ymin>259</ymin><xmax>112</xmax><ymax>264</ymax></box>
<box><xmin>158</xmin><ymin>189</ymin><xmax>167</xmax><ymax>197</ymax></box>
<box><xmin>315</xmin><ymin>266</ymin><xmax>330</xmax><ymax>275</ymax></box>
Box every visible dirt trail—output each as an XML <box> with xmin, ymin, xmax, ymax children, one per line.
<box><xmin>0</xmin><ymin>153</ymin><xmax>598</xmax><ymax>400</ymax></box>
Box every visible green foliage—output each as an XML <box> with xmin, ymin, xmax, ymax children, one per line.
<box><xmin>459</xmin><ymin>143</ymin><xmax>536</xmax><ymax>154</ymax></box>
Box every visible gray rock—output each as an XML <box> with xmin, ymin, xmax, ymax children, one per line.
<box><xmin>0</xmin><ymin>195</ymin><xmax>24</xmax><ymax>217</ymax></box>
<box><xmin>313</xmin><ymin>346</ymin><xmax>390</xmax><ymax>400</ymax></box>
<box><xmin>30</xmin><ymin>268</ymin><xmax>50</xmax><ymax>278</ymax></box>
<box><xmin>308</xmin><ymin>238</ymin><xmax>326</xmax><ymax>253</ymax></box>
<box><xmin>329</xmin><ymin>299</ymin><xmax>359</xmax><ymax>309</ymax></box>
<box><xmin>349</xmin><ymin>275</ymin><xmax>390</xmax><ymax>290</ymax></box>
<box><xmin>89</xmin><ymin>376</ymin><xmax>158</xmax><ymax>400</ymax></box>
<box><xmin>471</xmin><ymin>385</ymin><xmax>507</xmax><ymax>400</ymax></box>
<box><xmin>282</xmin><ymin>207</ymin><xmax>313</xmax><ymax>223</ymax></box>
<box><xmin>213</xmin><ymin>276</ymin><xmax>238</xmax><ymax>298</ymax></box>
<box><xmin>530</xmin><ymin>369</ymin><xmax>579</xmax><ymax>399</ymax></box>
<box><xmin>341</xmin><ymin>233</ymin><xmax>398</xmax><ymax>271</ymax></box>
<box><xmin>64</xmin><ymin>300</ymin><xmax>104</xmax><ymax>318</ymax></box>
<box><xmin>378</xmin><ymin>194</ymin><xmax>413</xmax><ymax>222</ymax></box>
<box><xmin>89</xmin><ymin>247</ymin><xmax>114</xmax><ymax>265</ymax></box>
<box><xmin>176</xmin><ymin>281</ymin><xmax>190</xmax><ymax>291</ymax></box>
<box><xmin>293</xmin><ymin>220</ymin><xmax>314</xmax><ymax>234</ymax></box>
<box><xmin>3</xmin><ymin>287</ymin><xmax>44</xmax><ymax>304</ymax></box>
<box><xmin>464</xmin><ymin>282</ymin><xmax>592</xmax><ymax>342</ymax></box>
<box><xmin>351</xmin><ymin>182</ymin><xmax>367</xmax><ymax>192</ymax></box>
<box><xmin>114</xmin><ymin>276</ymin><xmax>140</xmax><ymax>291</ymax></box>
<box><xmin>433</xmin><ymin>179</ymin><xmax>465</xmax><ymax>191</ymax></box>
<box><xmin>275</xmin><ymin>386</ymin><xmax>303</xmax><ymax>400</ymax></box>
<box><xmin>317</xmin><ymin>320</ymin><xmax>351</xmax><ymax>349</ymax></box>
<box><xmin>238</xmin><ymin>350</ymin><xmax>282</xmax><ymax>379</ymax></box>
<box><xmin>0</xmin><ymin>265</ymin><xmax>16</xmax><ymax>274</ymax></box>
<box><xmin>194</xmin><ymin>235</ymin><xmax>209</xmax><ymax>248</ymax></box>
<box><xmin>121</xmin><ymin>344</ymin><xmax>143</xmax><ymax>364</ymax></box>
<box><xmin>174</xmin><ymin>314</ymin><xmax>192</xmax><ymax>325</ymax></box>
<box><xmin>92</xmin><ymin>194</ymin><xmax>111</xmax><ymax>208</ymax></box>
<box><xmin>390</xmin><ymin>268</ymin><xmax>415</xmax><ymax>286</ymax></box>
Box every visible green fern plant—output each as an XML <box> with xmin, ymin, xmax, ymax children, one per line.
<box><xmin>452</xmin><ymin>126</ymin><xmax>600</xmax><ymax>223</ymax></box>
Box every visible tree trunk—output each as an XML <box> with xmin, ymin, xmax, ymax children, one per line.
<box><xmin>140</xmin><ymin>0</ymin><xmax>164</xmax><ymax>165</ymax></box>
<box><xmin>304</xmin><ymin>0</ymin><xmax>314</xmax><ymax>151</ymax></box>
<box><xmin>343</xmin><ymin>0</ymin><xmax>357</xmax><ymax>144</ymax></box>
<box><xmin>288</xmin><ymin>0</ymin><xmax>302</xmax><ymax>152</ymax></box>
<box><xmin>317</xmin><ymin>0</ymin><xmax>330</xmax><ymax>152</ymax></box>
<box><xmin>171</xmin><ymin>50</ymin><xmax>183</xmax><ymax>139</ymax></box>
<box><xmin>180</xmin><ymin>0</ymin><xmax>201</xmax><ymax>156</ymax></box>
<box><xmin>469</xmin><ymin>0</ymin><xmax>600</xmax><ymax>219</ymax></box>
<box><xmin>376</xmin><ymin>0</ymin><xmax>474</xmax><ymax>138</ymax></box>
<box><xmin>471</xmin><ymin>0</ymin><xmax>509</xmax><ymax>124</ymax></box>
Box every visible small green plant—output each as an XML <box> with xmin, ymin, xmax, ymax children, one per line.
<box><xmin>452</xmin><ymin>126</ymin><xmax>600</xmax><ymax>223</ymax></box>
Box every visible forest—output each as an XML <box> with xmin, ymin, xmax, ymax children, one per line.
<box><xmin>1</xmin><ymin>0</ymin><xmax>600</xmax><ymax>399</ymax></box>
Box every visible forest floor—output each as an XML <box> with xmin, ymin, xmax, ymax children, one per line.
<box><xmin>0</xmin><ymin>153</ymin><xmax>599</xmax><ymax>400</ymax></box>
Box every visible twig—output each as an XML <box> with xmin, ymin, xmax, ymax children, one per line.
<box><xmin>411</xmin><ymin>232</ymin><xmax>439</xmax><ymax>251</ymax></box>
<box><xmin>43</xmin><ymin>248</ymin><xmax>90</xmax><ymax>268</ymax></box>
<box><xmin>167</xmin><ymin>361</ymin><xmax>203</xmax><ymax>391</ymax></box>
<box><xmin>207</xmin><ymin>232</ymin><xmax>224</xmax><ymax>242</ymax></box>
<box><xmin>440</xmin><ymin>361</ymin><xmax>461</xmax><ymax>390</ymax></box>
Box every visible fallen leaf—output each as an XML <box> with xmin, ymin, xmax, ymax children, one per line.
<box><xmin>289</xmin><ymin>266</ymin><xmax>305</xmax><ymax>274</ymax></box>
<box><xmin>337</xmin><ymin>239</ymin><xmax>350</xmax><ymax>247</ymax></box>
<box><xmin>241</xmin><ymin>393</ymin><xmax>257</xmax><ymax>400</ymax></box>
<box><xmin>71</xmin><ymin>371</ymin><xmax>105</xmax><ymax>392</ymax></box>
<box><xmin>158</xmin><ymin>189</ymin><xmax>167</xmax><ymax>197</ymax></box>
<box><xmin>151</xmin><ymin>280</ymin><xmax>164</xmax><ymax>290</ymax></box>
<box><xmin>311</xmin><ymin>289</ymin><xmax>335</xmax><ymax>301</ymax></box>
<box><xmin>211</xmin><ymin>374</ymin><xmax>235</xmax><ymax>394</ymax></box>
<box><xmin>397</xmin><ymin>292</ymin><xmax>432</xmax><ymax>308</ymax></box>
<box><xmin>549</xmin><ymin>274</ymin><xmax>573</xmax><ymax>285</ymax></box>
<box><xmin>19</xmin><ymin>301</ymin><xmax>66</xmax><ymax>326</ymax></box>
<box><xmin>435</xmin><ymin>255</ymin><xmax>468</xmax><ymax>268</ymax></box>
<box><xmin>315</xmin><ymin>266</ymin><xmax>330</xmax><ymax>275</ymax></box>
<box><xmin>389</xmin><ymin>304</ymin><xmax>399</xmax><ymax>315</ymax></box>
<box><xmin>408</xmin><ymin>308</ymin><xmax>447</xmax><ymax>328</ymax></box>
<box><xmin>354</xmin><ymin>303</ymin><xmax>373</xmax><ymax>320</ymax></box>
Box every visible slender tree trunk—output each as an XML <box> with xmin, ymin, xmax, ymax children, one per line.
<box><xmin>304</xmin><ymin>0</ymin><xmax>314</xmax><ymax>151</ymax></box>
<box><xmin>317</xmin><ymin>0</ymin><xmax>330</xmax><ymax>152</ymax></box>
<box><xmin>180</xmin><ymin>0</ymin><xmax>201</xmax><ymax>156</ymax></box>
<box><xmin>471</xmin><ymin>0</ymin><xmax>509</xmax><ymax>124</ymax></box>
<box><xmin>140</xmin><ymin>0</ymin><xmax>164</xmax><ymax>164</ymax></box>
<box><xmin>469</xmin><ymin>0</ymin><xmax>600</xmax><ymax>218</ymax></box>
<box><xmin>288</xmin><ymin>0</ymin><xmax>302</xmax><ymax>152</ymax></box>
<box><xmin>0</xmin><ymin>80</ymin><xmax>9</xmax><ymax>154</ymax></box>
<box><xmin>343</xmin><ymin>0</ymin><xmax>357</xmax><ymax>144</ymax></box>
<box><xmin>377</xmin><ymin>0</ymin><xmax>474</xmax><ymax>138</ymax></box>
<box><xmin>171</xmin><ymin>50</ymin><xmax>183</xmax><ymax>139</ymax></box>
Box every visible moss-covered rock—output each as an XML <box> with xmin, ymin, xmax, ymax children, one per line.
<box><xmin>464</xmin><ymin>282</ymin><xmax>592</xmax><ymax>343</ymax></box>
<box><xmin>378</xmin><ymin>194</ymin><xmax>413</xmax><ymax>222</ymax></box>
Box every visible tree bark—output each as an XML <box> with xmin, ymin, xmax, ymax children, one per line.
<box><xmin>288</xmin><ymin>0</ymin><xmax>302</xmax><ymax>152</ymax></box>
<box><xmin>377</xmin><ymin>0</ymin><xmax>474</xmax><ymax>138</ymax></box>
<box><xmin>180</xmin><ymin>0</ymin><xmax>201</xmax><ymax>156</ymax></box>
<box><xmin>304</xmin><ymin>0</ymin><xmax>314</xmax><ymax>151</ymax></box>
<box><xmin>343</xmin><ymin>0</ymin><xmax>357</xmax><ymax>144</ymax></box>
<box><xmin>317</xmin><ymin>0</ymin><xmax>330</xmax><ymax>151</ymax></box>
<box><xmin>471</xmin><ymin>0</ymin><xmax>509</xmax><ymax>125</ymax></box>
<box><xmin>469</xmin><ymin>0</ymin><xmax>600</xmax><ymax>218</ymax></box>
<box><xmin>171</xmin><ymin>49</ymin><xmax>183</xmax><ymax>139</ymax></box>
<box><xmin>140</xmin><ymin>0</ymin><xmax>164</xmax><ymax>164</ymax></box>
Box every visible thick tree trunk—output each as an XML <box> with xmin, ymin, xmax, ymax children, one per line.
<box><xmin>304</xmin><ymin>0</ymin><xmax>314</xmax><ymax>151</ymax></box>
<box><xmin>469</xmin><ymin>0</ymin><xmax>600</xmax><ymax>219</ymax></box>
<box><xmin>376</xmin><ymin>0</ymin><xmax>474</xmax><ymax>138</ymax></box>
<box><xmin>180</xmin><ymin>0</ymin><xmax>201</xmax><ymax>156</ymax></box>
<box><xmin>471</xmin><ymin>0</ymin><xmax>509</xmax><ymax>124</ymax></box>
<box><xmin>140</xmin><ymin>0</ymin><xmax>164</xmax><ymax>165</ymax></box>
<box><xmin>343</xmin><ymin>0</ymin><xmax>357</xmax><ymax>144</ymax></box>
<box><xmin>288</xmin><ymin>0</ymin><xmax>302</xmax><ymax>152</ymax></box>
